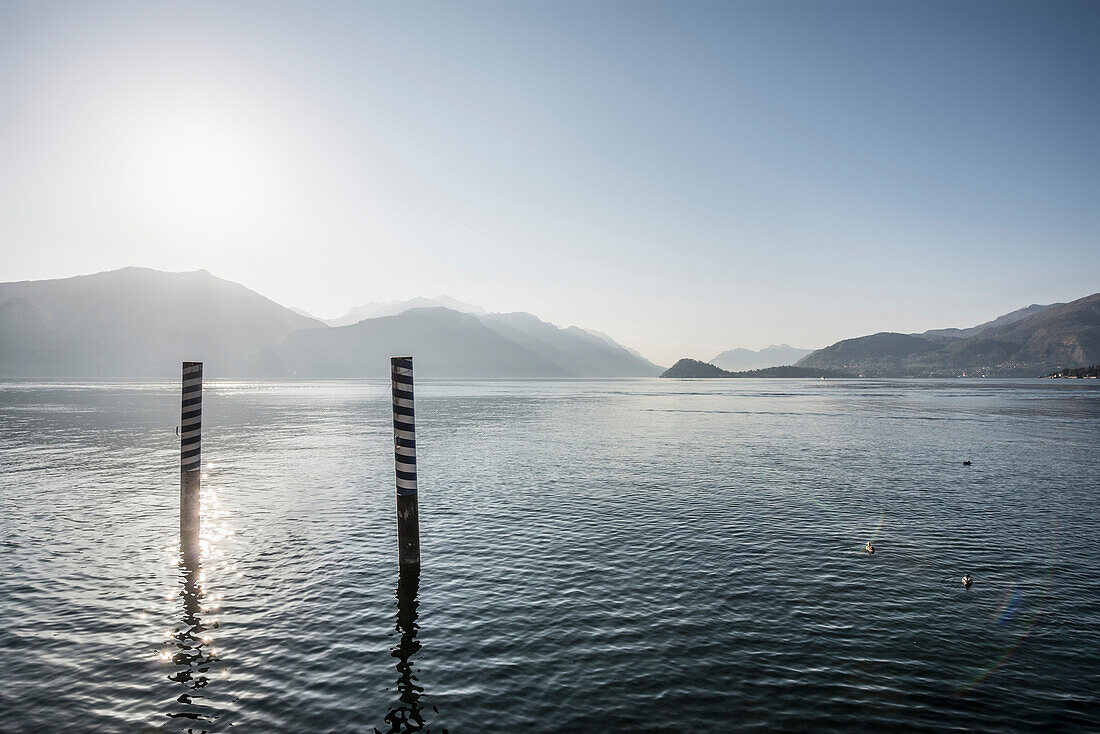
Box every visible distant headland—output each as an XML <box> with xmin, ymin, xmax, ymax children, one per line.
<box><xmin>1042</xmin><ymin>365</ymin><xmax>1099</xmax><ymax>379</ymax></box>
<box><xmin>660</xmin><ymin>359</ymin><xmax>852</xmax><ymax>379</ymax></box>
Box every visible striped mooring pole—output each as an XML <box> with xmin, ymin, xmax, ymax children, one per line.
<box><xmin>391</xmin><ymin>356</ymin><xmax>420</xmax><ymax>568</ymax></box>
<box><xmin>180</xmin><ymin>361</ymin><xmax>203</xmax><ymax>557</ymax></box>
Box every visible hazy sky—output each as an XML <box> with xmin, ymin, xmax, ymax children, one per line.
<box><xmin>1</xmin><ymin>1</ymin><xmax>1096</xmax><ymax>364</ymax></box>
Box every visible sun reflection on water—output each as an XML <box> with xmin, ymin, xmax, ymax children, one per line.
<box><xmin>153</xmin><ymin>463</ymin><xmax>237</xmax><ymax>731</ymax></box>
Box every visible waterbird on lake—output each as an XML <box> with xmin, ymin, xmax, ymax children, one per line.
<box><xmin>962</xmin><ymin>574</ymin><xmax>972</xmax><ymax>588</ymax></box>
<box><xmin>963</xmin><ymin>461</ymin><xmax>972</xmax><ymax>466</ymax></box>
<box><xmin>865</xmin><ymin>542</ymin><xmax>875</xmax><ymax>555</ymax></box>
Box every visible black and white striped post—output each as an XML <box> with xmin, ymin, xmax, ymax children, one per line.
<box><xmin>391</xmin><ymin>357</ymin><xmax>420</xmax><ymax>569</ymax></box>
<box><xmin>180</xmin><ymin>361</ymin><xmax>202</xmax><ymax>559</ymax></box>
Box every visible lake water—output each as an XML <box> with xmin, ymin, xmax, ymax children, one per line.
<box><xmin>1</xmin><ymin>378</ymin><xmax>1098</xmax><ymax>732</ymax></box>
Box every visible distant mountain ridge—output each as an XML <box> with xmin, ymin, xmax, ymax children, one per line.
<box><xmin>252</xmin><ymin>307</ymin><xmax>662</xmax><ymax>378</ymax></box>
<box><xmin>710</xmin><ymin>344</ymin><xmax>813</xmax><ymax>371</ymax></box>
<box><xmin>0</xmin><ymin>268</ymin><xmax>322</xmax><ymax>377</ymax></box>
<box><xmin>798</xmin><ymin>293</ymin><xmax>1100</xmax><ymax>376</ymax></box>
<box><xmin>478</xmin><ymin>312</ymin><xmax>661</xmax><ymax>377</ymax></box>
<box><xmin>0</xmin><ymin>268</ymin><xmax>660</xmax><ymax>378</ymax></box>
<box><xmin>251</xmin><ymin>307</ymin><xmax>566</xmax><ymax>378</ymax></box>
<box><xmin>325</xmin><ymin>296</ymin><xmax>485</xmax><ymax>327</ymax></box>
<box><xmin>6</xmin><ymin>268</ymin><xmax>1092</xmax><ymax>379</ymax></box>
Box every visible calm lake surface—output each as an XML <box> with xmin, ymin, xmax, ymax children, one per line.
<box><xmin>2</xmin><ymin>378</ymin><xmax>1098</xmax><ymax>732</ymax></box>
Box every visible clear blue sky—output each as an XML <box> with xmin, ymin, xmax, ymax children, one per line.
<box><xmin>1</xmin><ymin>0</ymin><xmax>1096</xmax><ymax>364</ymax></box>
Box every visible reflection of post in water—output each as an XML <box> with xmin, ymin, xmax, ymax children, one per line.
<box><xmin>166</xmin><ymin>553</ymin><xmax>220</xmax><ymax>728</ymax></box>
<box><xmin>380</xmin><ymin>567</ymin><xmax>428</xmax><ymax>734</ymax></box>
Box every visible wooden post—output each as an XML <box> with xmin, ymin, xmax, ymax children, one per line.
<box><xmin>180</xmin><ymin>361</ymin><xmax>202</xmax><ymax>561</ymax></box>
<box><xmin>391</xmin><ymin>357</ymin><xmax>420</xmax><ymax>568</ymax></box>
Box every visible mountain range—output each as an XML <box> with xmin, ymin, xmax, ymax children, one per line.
<box><xmin>0</xmin><ymin>268</ymin><xmax>661</xmax><ymax>378</ymax></box>
<box><xmin>3</xmin><ymin>268</ymin><xmax>1095</xmax><ymax>379</ymax></box>
<box><xmin>298</xmin><ymin>296</ymin><xmax>486</xmax><ymax>327</ymax></box>
<box><xmin>797</xmin><ymin>293</ymin><xmax>1100</xmax><ymax>377</ymax></box>
<box><xmin>658</xmin><ymin>293</ymin><xmax>1099</xmax><ymax>379</ymax></box>
<box><xmin>251</xmin><ymin>307</ymin><xmax>662</xmax><ymax>378</ymax></box>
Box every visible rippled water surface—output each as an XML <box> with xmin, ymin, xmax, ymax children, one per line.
<box><xmin>2</xmin><ymin>378</ymin><xmax>1099</xmax><ymax>732</ymax></box>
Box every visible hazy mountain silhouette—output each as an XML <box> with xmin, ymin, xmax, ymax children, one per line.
<box><xmin>0</xmin><ymin>268</ymin><xmax>661</xmax><ymax>378</ymax></box>
<box><xmin>579</xmin><ymin>328</ymin><xmax>653</xmax><ymax>362</ymax></box>
<box><xmin>710</xmin><ymin>344</ymin><xmax>813</xmax><ymax>372</ymax></box>
<box><xmin>251</xmin><ymin>307</ymin><xmax>569</xmax><ymax>378</ymax></box>
<box><xmin>253</xmin><ymin>307</ymin><xmax>662</xmax><ymax>378</ymax></box>
<box><xmin>325</xmin><ymin>296</ymin><xmax>485</xmax><ymax>327</ymax></box>
<box><xmin>798</xmin><ymin>293</ymin><xmax>1100</xmax><ymax>376</ymax></box>
<box><xmin>0</xmin><ymin>268</ymin><xmax>323</xmax><ymax>377</ymax></box>
<box><xmin>0</xmin><ymin>297</ymin><xmax>60</xmax><ymax>375</ymax></box>
<box><xmin>289</xmin><ymin>306</ymin><xmax>324</xmax><ymax>321</ymax></box>
<box><xmin>478</xmin><ymin>312</ymin><xmax>662</xmax><ymax>377</ymax></box>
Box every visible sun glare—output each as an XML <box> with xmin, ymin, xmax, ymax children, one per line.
<box><xmin>124</xmin><ymin>100</ymin><xmax>279</xmax><ymax>233</ymax></box>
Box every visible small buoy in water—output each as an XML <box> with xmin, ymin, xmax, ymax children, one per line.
<box><xmin>962</xmin><ymin>573</ymin><xmax>972</xmax><ymax>588</ymax></box>
<box><xmin>865</xmin><ymin>542</ymin><xmax>875</xmax><ymax>555</ymax></box>
<box><xmin>963</xmin><ymin>461</ymin><xmax>972</xmax><ymax>466</ymax></box>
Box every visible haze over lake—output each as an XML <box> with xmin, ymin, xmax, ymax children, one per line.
<box><xmin>2</xmin><ymin>378</ymin><xmax>1097</xmax><ymax>732</ymax></box>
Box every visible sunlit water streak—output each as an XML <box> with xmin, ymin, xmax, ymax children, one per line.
<box><xmin>1</xmin><ymin>378</ymin><xmax>1098</xmax><ymax>732</ymax></box>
